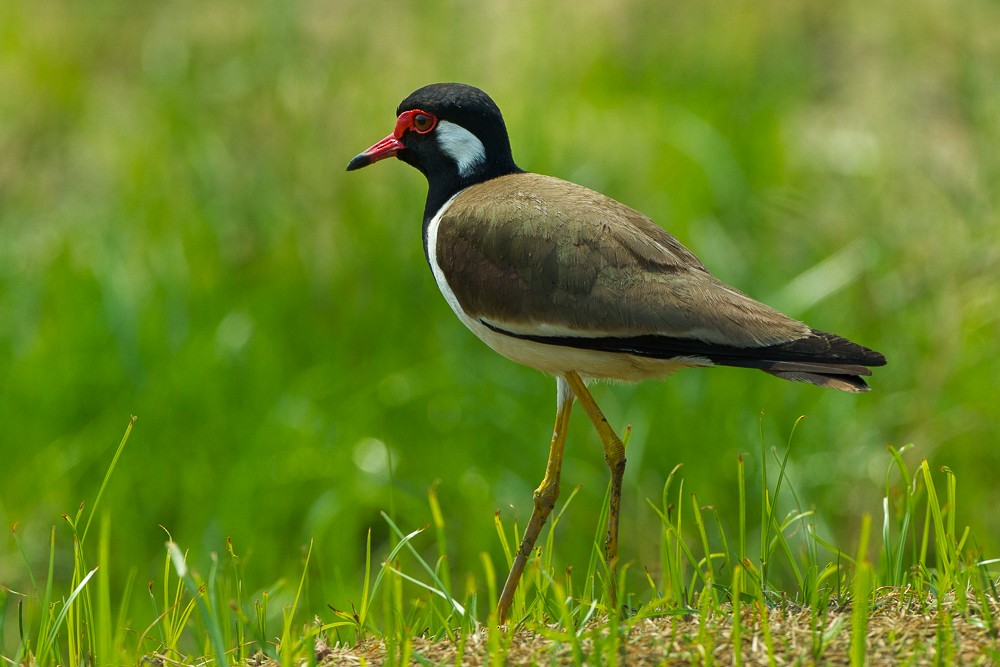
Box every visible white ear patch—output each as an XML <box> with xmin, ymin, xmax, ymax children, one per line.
<box><xmin>435</xmin><ymin>120</ymin><xmax>486</xmax><ymax>177</ymax></box>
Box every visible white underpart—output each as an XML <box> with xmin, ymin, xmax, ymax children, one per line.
<box><xmin>435</xmin><ymin>121</ymin><xmax>486</xmax><ymax>178</ymax></box>
<box><xmin>426</xmin><ymin>193</ymin><xmax>711</xmax><ymax>382</ymax></box>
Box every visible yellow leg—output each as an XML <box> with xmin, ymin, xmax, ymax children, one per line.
<box><xmin>497</xmin><ymin>377</ymin><xmax>575</xmax><ymax>624</ymax></box>
<box><xmin>563</xmin><ymin>371</ymin><xmax>626</xmax><ymax>614</ymax></box>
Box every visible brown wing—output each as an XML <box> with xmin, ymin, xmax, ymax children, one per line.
<box><xmin>436</xmin><ymin>172</ymin><xmax>811</xmax><ymax>348</ymax></box>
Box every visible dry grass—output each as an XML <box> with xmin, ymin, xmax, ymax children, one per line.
<box><xmin>311</xmin><ymin>592</ymin><xmax>999</xmax><ymax>666</ymax></box>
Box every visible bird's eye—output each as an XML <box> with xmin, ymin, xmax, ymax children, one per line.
<box><xmin>412</xmin><ymin>112</ymin><xmax>436</xmax><ymax>133</ymax></box>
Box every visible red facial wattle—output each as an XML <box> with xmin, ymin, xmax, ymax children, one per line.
<box><xmin>346</xmin><ymin>109</ymin><xmax>438</xmax><ymax>171</ymax></box>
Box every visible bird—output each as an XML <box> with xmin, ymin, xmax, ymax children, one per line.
<box><xmin>346</xmin><ymin>82</ymin><xmax>886</xmax><ymax>623</ymax></box>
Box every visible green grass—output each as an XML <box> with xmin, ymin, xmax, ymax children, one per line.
<box><xmin>3</xmin><ymin>0</ymin><xmax>1000</xmax><ymax>663</ymax></box>
<box><xmin>2</xmin><ymin>419</ymin><xmax>998</xmax><ymax>664</ymax></box>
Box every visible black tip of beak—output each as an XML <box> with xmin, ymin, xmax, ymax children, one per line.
<box><xmin>346</xmin><ymin>153</ymin><xmax>371</xmax><ymax>172</ymax></box>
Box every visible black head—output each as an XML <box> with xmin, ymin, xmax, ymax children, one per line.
<box><xmin>347</xmin><ymin>83</ymin><xmax>521</xmax><ymax>216</ymax></box>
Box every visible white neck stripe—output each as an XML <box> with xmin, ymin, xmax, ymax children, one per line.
<box><xmin>435</xmin><ymin>121</ymin><xmax>486</xmax><ymax>178</ymax></box>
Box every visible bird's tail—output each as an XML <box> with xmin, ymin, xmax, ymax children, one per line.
<box><xmin>733</xmin><ymin>329</ymin><xmax>886</xmax><ymax>393</ymax></box>
<box><xmin>764</xmin><ymin>367</ymin><xmax>872</xmax><ymax>393</ymax></box>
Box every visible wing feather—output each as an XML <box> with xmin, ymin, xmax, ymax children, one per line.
<box><xmin>436</xmin><ymin>172</ymin><xmax>810</xmax><ymax>348</ymax></box>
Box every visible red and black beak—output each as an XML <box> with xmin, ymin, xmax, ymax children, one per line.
<box><xmin>346</xmin><ymin>132</ymin><xmax>404</xmax><ymax>171</ymax></box>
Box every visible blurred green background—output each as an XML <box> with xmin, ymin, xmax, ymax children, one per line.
<box><xmin>2</xmin><ymin>0</ymin><xmax>998</xmax><ymax>626</ymax></box>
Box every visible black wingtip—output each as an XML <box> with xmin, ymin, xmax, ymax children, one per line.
<box><xmin>805</xmin><ymin>329</ymin><xmax>887</xmax><ymax>367</ymax></box>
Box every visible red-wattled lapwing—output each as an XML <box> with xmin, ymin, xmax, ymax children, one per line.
<box><xmin>347</xmin><ymin>83</ymin><xmax>886</xmax><ymax>623</ymax></box>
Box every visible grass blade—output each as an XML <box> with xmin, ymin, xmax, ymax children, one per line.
<box><xmin>81</xmin><ymin>416</ymin><xmax>136</xmax><ymax>545</ymax></box>
<box><xmin>167</xmin><ymin>542</ymin><xmax>228</xmax><ymax>667</ymax></box>
<box><xmin>849</xmin><ymin>514</ymin><xmax>872</xmax><ymax>667</ymax></box>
